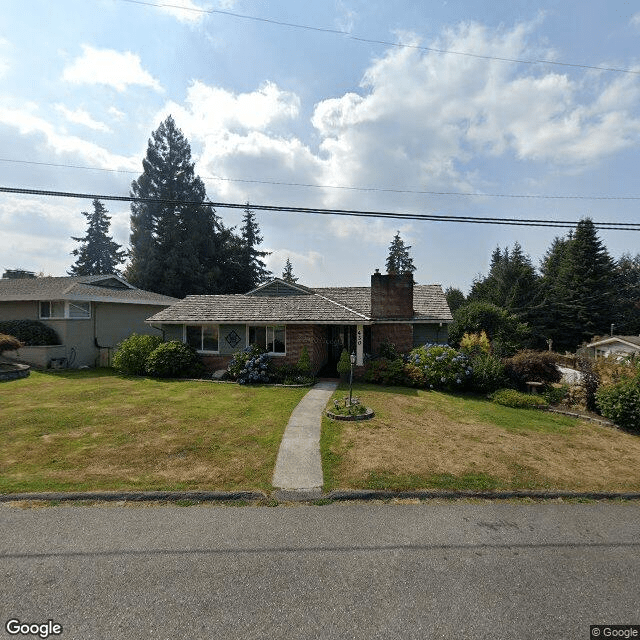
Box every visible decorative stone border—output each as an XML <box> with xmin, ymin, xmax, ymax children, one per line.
<box><xmin>0</xmin><ymin>363</ymin><xmax>30</xmax><ymax>382</ymax></box>
<box><xmin>326</xmin><ymin>408</ymin><xmax>375</xmax><ymax>421</ymax></box>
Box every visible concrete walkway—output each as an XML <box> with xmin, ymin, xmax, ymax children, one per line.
<box><xmin>272</xmin><ymin>381</ymin><xmax>338</xmax><ymax>500</ymax></box>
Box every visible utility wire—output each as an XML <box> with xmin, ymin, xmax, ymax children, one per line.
<box><xmin>2</xmin><ymin>185</ymin><xmax>639</xmax><ymax>230</ymax></box>
<box><xmin>1</xmin><ymin>157</ymin><xmax>639</xmax><ymax>202</ymax></box>
<box><xmin>119</xmin><ymin>0</ymin><xmax>640</xmax><ymax>76</ymax></box>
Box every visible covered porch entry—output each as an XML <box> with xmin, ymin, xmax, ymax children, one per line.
<box><xmin>321</xmin><ymin>324</ymin><xmax>369</xmax><ymax>377</ymax></box>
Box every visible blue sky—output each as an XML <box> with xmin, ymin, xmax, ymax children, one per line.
<box><xmin>2</xmin><ymin>0</ymin><xmax>640</xmax><ymax>292</ymax></box>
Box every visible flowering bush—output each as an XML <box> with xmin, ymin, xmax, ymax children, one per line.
<box><xmin>228</xmin><ymin>345</ymin><xmax>272</xmax><ymax>384</ymax></box>
<box><xmin>407</xmin><ymin>344</ymin><xmax>472</xmax><ymax>390</ymax></box>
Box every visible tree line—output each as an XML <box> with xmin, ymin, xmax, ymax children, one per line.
<box><xmin>68</xmin><ymin>115</ymin><xmax>295</xmax><ymax>297</ymax></box>
<box><xmin>446</xmin><ymin>219</ymin><xmax>640</xmax><ymax>353</ymax></box>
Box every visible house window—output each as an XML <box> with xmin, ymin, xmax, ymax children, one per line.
<box><xmin>248</xmin><ymin>325</ymin><xmax>285</xmax><ymax>355</ymax></box>
<box><xmin>186</xmin><ymin>325</ymin><xmax>219</xmax><ymax>353</ymax></box>
<box><xmin>40</xmin><ymin>301</ymin><xmax>90</xmax><ymax>319</ymax></box>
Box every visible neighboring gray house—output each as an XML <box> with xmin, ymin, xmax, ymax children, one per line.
<box><xmin>586</xmin><ymin>335</ymin><xmax>640</xmax><ymax>360</ymax></box>
<box><xmin>0</xmin><ymin>274</ymin><xmax>177</xmax><ymax>368</ymax></box>
<box><xmin>146</xmin><ymin>271</ymin><xmax>453</xmax><ymax>374</ymax></box>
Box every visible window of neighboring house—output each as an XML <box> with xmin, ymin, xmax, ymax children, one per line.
<box><xmin>40</xmin><ymin>300</ymin><xmax>90</xmax><ymax>319</ymax></box>
<box><xmin>248</xmin><ymin>325</ymin><xmax>286</xmax><ymax>355</ymax></box>
<box><xmin>185</xmin><ymin>325</ymin><xmax>219</xmax><ymax>353</ymax></box>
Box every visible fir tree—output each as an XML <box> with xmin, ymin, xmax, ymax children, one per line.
<box><xmin>282</xmin><ymin>257</ymin><xmax>298</xmax><ymax>284</ymax></box>
<box><xmin>613</xmin><ymin>253</ymin><xmax>640</xmax><ymax>334</ymax></box>
<box><xmin>540</xmin><ymin>219</ymin><xmax>617</xmax><ymax>351</ymax></box>
<box><xmin>444</xmin><ymin>286</ymin><xmax>466</xmax><ymax>313</ymax></box>
<box><xmin>125</xmin><ymin>115</ymin><xmax>225</xmax><ymax>297</ymax></box>
<box><xmin>385</xmin><ymin>231</ymin><xmax>416</xmax><ymax>274</ymax></box>
<box><xmin>236</xmin><ymin>204</ymin><xmax>272</xmax><ymax>291</ymax></box>
<box><xmin>68</xmin><ymin>199</ymin><xmax>125</xmax><ymax>276</ymax></box>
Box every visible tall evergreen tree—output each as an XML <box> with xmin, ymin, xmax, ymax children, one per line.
<box><xmin>614</xmin><ymin>253</ymin><xmax>640</xmax><ymax>334</ymax></box>
<box><xmin>68</xmin><ymin>199</ymin><xmax>125</xmax><ymax>276</ymax></box>
<box><xmin>236</xmin><ymin>204</ymin><xmax>272</xmax><ymax>292</ymax></box>
<box><xmin>282</xmin><ymin>257</ymin><xmax>298</xmax><ymax>284</ymax></box>
<box><xmin>444</xmin><ymin>286</ymin><xmax>466</xmax><ymax>313</ymax></box>
<box><xmin>541</xmin><ymin>218</ymin><xmax>617</xmax><ymax>351</ymax></box>
<box><xmin>125</xmin><ymin>115</ymin><xmax>224</xmax><ymax>297</ymax></box>
<box><xmin>385</xmin><ymin>231</ymin><xmax>416</xmax><ymax>274</ymax></box>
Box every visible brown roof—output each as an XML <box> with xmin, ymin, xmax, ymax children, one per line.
<box><xmin>147</xmin><ymin>283</ymin><xmax>453</xmax><ymax>324</ymax></box>
<box><xmin>0</xmin><ymin>274</ymin><xmax>178</xmax><ymax>306</ymax></box>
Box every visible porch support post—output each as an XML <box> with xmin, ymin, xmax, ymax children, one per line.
<box><xmin>356</xmin><ymin>324</ymin><xmax>364</xmax><ymax>366</ymax></box>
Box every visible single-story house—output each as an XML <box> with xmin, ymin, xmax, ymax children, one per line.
<box><xmin>0</xmin><ymin>274</ymin><xmax>178</xmax><ymax>368</ymax></box>
<box><xmin>146</xmin><ymin>271</ymin><xmax>453</xmax><ymax>374</ymax></box>
<box><xmin>586</xmin><ymin>335</ymin><xmax>640</xmax><ymax>360</ymax></box>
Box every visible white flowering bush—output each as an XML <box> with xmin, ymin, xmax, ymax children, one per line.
<box><xmin>407</xmin><ymin>344</ymin><xmax>472</xmax><ymax>390</ymax></box>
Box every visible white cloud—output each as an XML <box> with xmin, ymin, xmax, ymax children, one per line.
<box><xmin>55</xmin><ymin>104</ymin><xmax>111</xmax><ymax>132</ymax></box>
<box><xmin>165</xmin><ymin>80</ymin><xmax>300</xmax><ymax>136</ymax></box>
<box><xmin>155</xmin><ymin>0</ymin><xmax>208</xmax><ymax>24</ymax></box>
<box><xmin>0</xmin><ymin>105</ymin><xmax>138</xmax><ymax>170</ymax></box>
<box><xmin>108</xmin><ymin>106</ymin><xmax>126</xmax><ymax>120</ymax></box>
<box><xmin>309</xmin><ymin>19</ymin><xmax>640</xmax><ymax>203</ymax></box>
<box><xmin>632</xmin><ymin>13</ymin><xmax>640</xmax><ymax>28</ymax></box>
<box><xmin>62</xmin><ymin>45</ymin><xmax>162</xmax><ymax>92</ymax></box>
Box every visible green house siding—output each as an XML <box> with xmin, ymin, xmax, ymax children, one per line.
<box><xmin>413</xmin><ymin>323</ymin><xmax>448</xmax><ymax>347</ymax></box>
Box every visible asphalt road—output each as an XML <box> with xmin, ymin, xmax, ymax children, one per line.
<box><xmin>1</xmin><ymin>501</ymin><xmax>638</xmax><ymax>640</ymax></box>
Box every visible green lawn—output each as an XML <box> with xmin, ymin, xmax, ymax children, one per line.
<box><xmin>321</xmin><ymin>383</ymin><xmax>640</xmax><ymax>493</ymax></box>
<box><xmin>0</xmin><ymin>369</ymin><xmax>308</xmax><ymax>494</ymax></box>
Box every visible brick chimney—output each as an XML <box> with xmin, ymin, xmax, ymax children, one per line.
<box><xmin>370</xmin><ymin>269</ymin><xmax>414</xmax><ymax>319</ymax></box>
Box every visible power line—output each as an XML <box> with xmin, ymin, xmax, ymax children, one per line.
<box><xmin>119</xmin><ymin>0</ymin><xmax>640</xmax><ymax>76</ymax></box>
<box><xmin>2</xmin><ymin>157</ymin><xmax>639</xmax><ymax>202</ymax></box>
<box><xmin>2</xmin><ymin>185</ymin><xmax>639</xmax><ymax>230</ymax></box>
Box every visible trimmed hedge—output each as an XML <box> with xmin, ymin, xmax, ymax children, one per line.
<box><xmin>0</xmin><ymin>320</ymin><xmax>60</xmax><ymax>346</ymax></box>
<box><xmin>490</xmin><ymin>388</ymin><xmax>547</xmax><ymax>409</ymax></box>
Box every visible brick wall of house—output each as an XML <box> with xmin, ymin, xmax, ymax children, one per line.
<box><xmin>200</xmin><ymin>354</ymin><xmax>234</xmax><ymax>371</ymax></box>
<box><xmin>286</xmin><ymin>324</ymin><xmax>326</xmax><ymax>373</ymax></box>
<box><xmin>370</xmin><ymin>271</ymin><xmax>414</xmax><ymax>319</ymax></box>
<box><xmin>371</xmin><ymin>323</ymin><xmax>413</xmax><ymax>353</ymax></box>
<box><xmin>200</xmin><ymin>324</ymin><xmax>327</xmax><ymax>374</ymax></box>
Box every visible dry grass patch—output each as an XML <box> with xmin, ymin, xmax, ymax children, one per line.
<box><xmin>0</xmin><ymin>370</ymin><xmax>308</xmax><ymax>493</ymax></box>
<box><xmin>322</xmin><ymin>384</ymin><xmax>640</xmax><ymax>492</ymax></box>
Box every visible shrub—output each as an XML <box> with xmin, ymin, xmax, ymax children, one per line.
<box><xmin>596</xmin><ymin>378</ymin><xmax>640</xmax><ymax>433</ymax></box>
<box><xmin>407</xmin><ymin>344</ymin><xmax>472</xmax><ymax>390</ymax></box>
<box><xmin>228</xmin><ymin>345</ymin><xmax>272</xmax><ymax>384</ymax></box>
<box><xmin>459</xmin><ymin>331</ymin><xmax>491</xmax><ymax>357</ymax></box>
<box><xmin>469</xmin><ymin>352</ymin><xmax>507</xmax><ymax>394</ymax></box>
<box><xmin>543</xmin><ymin>384</ymin><xmax>569</xmax><ymax>405</ymax></box>
<box><xmin>490</xmin><ymin>388</ymin><xmax>547</xmax><ymax>409</ymax></box>
<box><xmin>272</xmin><ymin>362</ymin><xmax>314</xmax><ymax>385</ymax></box>
<box><xmin>363</xmin><ymin>357</ymin><xmax>406</xmax><ymax>386</ymax></box>
<box><xmin>297</xmin><ymin>346</ymin><xmax>311</xmax><ymax>374</ymax></box>
<box><xmin>112</xmin><ymin>334</ymin><xmax>163</xmax><ymax>376</ymax></box>
<box><xmin>336</xmin><ymin>349</ymin><xmax>352</xmax><ymax>376</ymax></box>
<box><xmin>448</xmin><ymin>301</ymin><xmax>530</xmax><ymax>357</ymax></box>
<box><xmin>576</xmin><ymin>357</ymin><xmax>601</xmax><ymax>413</ymax></box>
<box><xmin>0</xmin><ymin>320</ymin><xmax>60</xmax><ymax>346</ymax></box>
<box><xmin>503</xmin><ymin>350</ymin><xmax>561</xmax><ymax>390</ymax></box>
<box><xmin>378</xmin><ymin>340</ymin><xmax>400</xmax><ymax>360</ymax></box>
<box><xmin>145</xmin><ymin>341</ymin><xmax>202</xmax><ymax>378</ymax></box>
